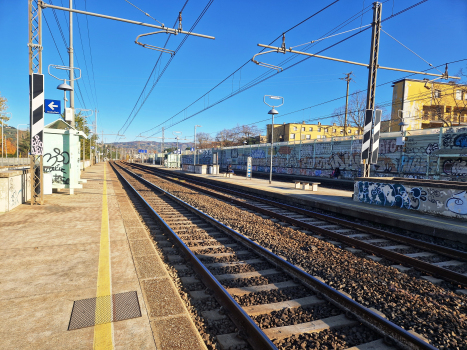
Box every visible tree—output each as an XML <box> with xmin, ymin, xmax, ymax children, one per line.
<box><xmin>4</xmin><ymin>138</ymin><xmax>16</xmax><ymax>156</ymax></box>
<box><xmin>196</xmin><ymin>132</ymin><xmax>213</xmax><ymax>149</ymax></box>
<box><xmin>0</xmin><ymin>91</ymin><xmax>9</xmax><ymax>126</ymax></box>
<box><xmin>18</xmin><ymin>130</ymin><xmax>30</xmax><ymax>157</ymax></box>
<box><xmin>332</xmin><ymin>91</ymin><xmax>388</xmax><ymax>132</ymax></box>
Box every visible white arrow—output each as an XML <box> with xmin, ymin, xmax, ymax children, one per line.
<box><xmin>48</xmin><ymin>101</ymin><xmax>58</xmax><ymax>110</ymax></box>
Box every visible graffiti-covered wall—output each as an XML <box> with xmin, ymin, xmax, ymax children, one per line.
<box><xmin>181</xmin><ymin>126</ymin><xmax>467</xmax><ymax>181</ymax></box>
<box><xmin>354</xmin><ymin>180</ymin><xmax>467</xmax><ymax>220</ymax></box>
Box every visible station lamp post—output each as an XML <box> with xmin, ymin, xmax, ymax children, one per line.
<box><xmin>263</xmin><ymin>95</ymin><xmax>284</xmax><ymax>184</ymax></box>
<box><xmin>1</xmin><ymin>112</ymin><xmax>12</xmax><ymax>158</ymax></box>
<box><xmin>194</xmin><ymin>125</ymin><xmax>201</xmax><ymax>165</ymax></box>
<box><xmin>173</xmin><ymin>131</ymin><xmax>182</xmax><ymax>168</ymax></box>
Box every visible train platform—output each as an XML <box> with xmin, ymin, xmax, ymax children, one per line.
<box><xmin>150</xmin><ymin>165</ymin><xmax>467</xmax><ymax>245</ymax></box>
<box><xmin>0</xmin><ymin>162</ymin><xmax>204</xmax><ymax>350</ymax></box>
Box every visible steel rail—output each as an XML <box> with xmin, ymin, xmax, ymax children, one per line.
<box><xmin>110</xmin><ymin>162</ymin><xmax>277</xmax><ymax>350</ymax></box>
<box><xmin>115</xmin><ymin>161</ymin><xmax>437</xmax><ymax>350</ymax></box>
<box><xmin>126</xmin><ymin>163</ymin><xmax>467</xmax><ymax>286</ymax></box>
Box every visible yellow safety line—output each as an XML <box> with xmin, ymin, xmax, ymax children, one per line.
<box><xmin>94</xmin><ymin>165</ymin><xmax>113</xmax><ymax>350</ymax></box>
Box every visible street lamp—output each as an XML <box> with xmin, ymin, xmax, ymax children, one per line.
<box><xmin>263</xmin><ymin>95</ymin><xmax>284</xmax><ymax>184</ymax></box>
<box><xmin>173</xmin><ymin>131</ymin><xmax>182</xmax><ymax>168</ymax></box>
<box><xmin>1</xmin><ymin>112</ymin><xmax>12</xmax><ymax>158</ymax></box>
<box><xmin>48</xmin><ymin>64</ymin><xmax>81</xmax><ymax>126</ymax></box>
<box><xmin>194</xmin><ymin>125</ymin><xmax>201</xmax><ymax>165</ymax></box>
<box><xmin>17</xmin><ymin>124</ymin><xmax>28</xmax><ymax>159</ymax></box>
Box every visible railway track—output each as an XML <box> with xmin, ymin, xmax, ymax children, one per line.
<box><xmin>124</xmin><ymin>162</ymin><xmax>467</xmax><ymax>288</ymax></box>
<box><xmin>111</xmin><ymin>161</ymin><xmax>441</xmax><ymax>350</ymax></box>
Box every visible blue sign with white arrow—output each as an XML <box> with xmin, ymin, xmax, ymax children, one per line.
<box><xmin>44</xmin><ymin>99</ymin><xmax>61</xmax><ymax>114</ymax></box>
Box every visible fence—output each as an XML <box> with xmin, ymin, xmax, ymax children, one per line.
<box><xmin>181</xmin><ymin>126</ymin><xmax>467</xmax><ymax>181</ymax></box>
<box><xmin>0</xmin><ymin>158</ymin><xmax>30</xmax><ymax>167</ymax></box>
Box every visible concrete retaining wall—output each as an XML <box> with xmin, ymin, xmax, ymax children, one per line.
<box><xmin>0</xmin><ymin>170</ymin><xmax>31</xmax><ymax>213</ymax></box>
<box><xmin>353</xmin><ymin>177</ymin><xmax>467</xmax><ymax>220</ymax></box>
<box><xmin>181</xmin><ymin>126</ymin><xmax>467</xmax><ymax>181</ymax></box>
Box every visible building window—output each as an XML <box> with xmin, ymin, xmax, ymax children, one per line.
<box><xmin>333</xmin><ymin>128</ymin><xmax>336</xmax><ymax>133</ymax></box>
<box><xmin>306</xmin><ymin>134</ymin><xmax>311</xmax><ymax>140</ymax></box>
<box><xmin>309</xmin><ymin>127</ymin><xmax>313</xmax><ymax>131</ymax></box>
<box><xmin>354</xmin><ymin>131</ymin><xmax>358</xmax><ymax>135</ymax></box>
<box><xmin>324</xmin><ymin>128</ymin><xmax>328</xmax><ymax>133</ymax></box>
<box><xmin>446</xmin><ymin>106</ymin><xmax>452</xmax><ymax>114</ymax></box>
<box><xmin>434</xmin><ymin>90</ymin><xmax>441</xmax><ymax>98</ymax></box>
<box><xmin>301</xmin><ymin>127</ymin><xmax>305</xmax><ymax>132</ymax></box>
<box><xmin>318</xmin><ymin>127</ymin><xmax>321</xmax><ymax>132</ymax></box>
<box><xmin>456</xmin><ymin>90</ymin><xmax>462</xmax><ymax>100</ymax></box>
<box><xmin>340</xmin><ymin>130</ymin><xmax>343</xmax><ymax>134</ymax></box>
<box><xmin>347</xmin><ymin>129</ymin><xmax>351</xmax><ymax>134</ymax></box>
<box><xmin>293</xmin><ymin>126</ymin><xmax>298</xmax><ymax>131</ymax></box>
<box><xmin>290</xmin><ymin>133</ymin><xmax>295</xmax><ymax>139</ymax></box>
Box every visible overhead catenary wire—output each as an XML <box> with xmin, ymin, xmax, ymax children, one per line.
<box><xmin>48</xmin><ymin>0</ymin><xmax>90</xmax><ymax>110</ymax></box>
<box><xmin>123</xmin><ymin>0</ymin><xmax>165</xmax><ymax>27</ymax></box>
<box><xmin>116</xmin><ymin>0</ymin><xmax>191</xmax><ymax>138</ymax></box>
<box><xmin>381</xmin><ymin>29</ymin><xmax>443</xmax><ymax>74</ymax></box>
<box><xmin>139</xmin><ymin>0</ymin><xmax>348</xmax><ymax>137</ymax></box>
<box><xmin>84</xmin><ymin>0</ymin><xmax>99</xmax><ymax>110</ymax></box>
<box><xmin>290</xmin><ymin>24</ymin><xmax>372</xmax><ymax>49</ymax></box>
<box><xmin>239</xmin><ymin>59</ymin><xmax>467</xmax><ymax>130</ymax></box>
<box><xmin>118</xmin><ymin>0</ymin><xmax>213</xmax><ymax>139</ymax></box>
<box><xmin>197</xmin><ymin>82</ymin><xmax>463</xmax><ymax>140</ymax></box>
<box><xmin>142</xmin><ymin>0</ymin><xmax>433</xmax><ymax>139</ymax></box>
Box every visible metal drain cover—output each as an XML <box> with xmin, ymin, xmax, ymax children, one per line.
<box><xmin>68</xmin><ymin>291</ymin><xmax>142</xmax><ymax>330</ymax></box>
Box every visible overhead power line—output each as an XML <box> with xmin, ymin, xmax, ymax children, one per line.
<box><xmin>139</xmin><ymin>0</ymin><xmax>347</xmax><ymax>138</ymax></box>
<box><xmin>142</xmin><ymin>0</ymin><xmax>433</xmax><ymax>139</ymax></box>
<box><xmin>117</xmin><ymin>0</ymin><xmax>214</xmax><ymax>139</ymax></box>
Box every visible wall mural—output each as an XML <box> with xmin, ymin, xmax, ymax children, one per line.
<box><xmin>355</xmin><ymin>181</ymin><xmax>467</xmax><ymax>219</ymax></box>
<box><xmin>181</xmin><ymin>128</ymin><xmax>467</xmax><ymax>181</ymax></box>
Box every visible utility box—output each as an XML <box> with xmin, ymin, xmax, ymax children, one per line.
<box><xmin>195</xmin><ymin>165</ymin><xmax>207</xmax><ymax>174</ymax></box>
<box><xmin>43</xmin><ymin>119</ymin><xmax>87</xmax><ymax>191</ymax></box>
<box><xmin>208</xmin><ymin>165</ymin><xmax>219</xmax><ymax>174</ymax></box>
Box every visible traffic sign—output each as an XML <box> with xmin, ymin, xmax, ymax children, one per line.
<box><xmin>138</xmin><ymin>149</ymin><xmax>147</xmax><ymax>153</ymax></box>
<box><xmin>91</xmin><ymin>146</ymin><xmax>95</xmax><ymax>150</ymax></box>
<box><xmin>44</xmin><ymin>99</ymin><xmax>61</xmax><ymax>114</ymax></box>
<box><xmin>190</xmin><ymin>147</ymin><xmax>194</xmax><ymax>151</ymax></box>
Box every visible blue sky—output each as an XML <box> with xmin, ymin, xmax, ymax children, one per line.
<box><xmin>1</xmin><ymin>0</ymin><xmax>466</xmax><ymax>145</ymax></box>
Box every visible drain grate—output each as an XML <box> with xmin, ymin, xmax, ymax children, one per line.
<box><xmin>68</xmin><ymin>291</ymin><xmax>142</xmax><ymax>330</ymax></box>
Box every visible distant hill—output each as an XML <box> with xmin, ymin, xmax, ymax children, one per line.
<box><xmin>111</xmin><ymin>140</ymin><xmax>194</xmax><ymax>151</ymax></box>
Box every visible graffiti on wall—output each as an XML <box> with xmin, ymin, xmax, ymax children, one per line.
<box><xmin>446</xmin><ymin>191</ymin><xmax>467</xmax><ymax>215</ymax></box>
<box><xmin>44</xmin><ymin>148</ymin><xmax>70</xmax><ymax>184</ymax></box>
<box><xmin>355</xmin><ymin>181</ymin><xmax>467</xmax><ymax>219</ymax></box>
<box><xmin>181</xmin><ymin>127</ymin><xmax>467</xmax><ymax>180</ymax></box>
<box><xmin>443</xmin><ymin>159</ymin><xmax>467</xmax><ymax>176</ymax></box>
<box><xmin>356</xmin><ymin>181</ymin><xmax>426</xmax><ymax>210</ymax></box>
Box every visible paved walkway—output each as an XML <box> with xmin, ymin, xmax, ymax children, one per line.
<box><xmin>0</xmin><ymin>163</ymin><xmax>155</xmax><ymax>349</ymax></box>
<box><xmin>152</xmin><ymin>165</ymin><xmax>467</xmax><ymax>243</ymax></box>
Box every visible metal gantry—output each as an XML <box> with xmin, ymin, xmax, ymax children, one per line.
<box><xmin>28</xmin><ymin>0</ymin><xmax>44</xmax><ymax>205</ymax></box>
<box><xmin>251</xmin><ymin>2</ymin><xmax>460</xmax><ymax>177</ymax></box>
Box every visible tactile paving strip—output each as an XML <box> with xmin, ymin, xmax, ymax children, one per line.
<box><xmin>68</xmin><ymin>291</ymin><xmax>142</xmax><ymax>330</ymax></box>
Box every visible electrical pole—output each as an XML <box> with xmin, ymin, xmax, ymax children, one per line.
<box><xmin>162</xmin><ymin>127</ymin><xmax>165</xmax><ymax>165</ymax></box>
<box><xmin>69</xmin><ymin>0</ymin><xmax>75</xmax><ymax>126</ymax></box>
<box><xmin>340</xmin><ymin>72</ymin><xmax>353</xmax><ymax>136</ymax></box>
<box><xmin>362</xmin><ymin>2</ymin><xmax>382</xmax><ymax>178</ymax></box>
<box><xmin>28</xmin><ymin>0</ymin><xmax>44</xmax><ymax>205</ymax></box>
